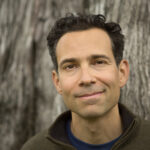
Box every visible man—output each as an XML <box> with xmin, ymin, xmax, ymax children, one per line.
<box><xmin>21</xmin><ymin>14</ymin><xmax>150</xmax><ymax>150</ymax></box>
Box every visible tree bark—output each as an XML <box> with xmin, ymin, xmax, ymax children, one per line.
<box><xmin>0</xmin><ymin>0</ymin><xmax>150</xmax><ymax>150</ymax></box>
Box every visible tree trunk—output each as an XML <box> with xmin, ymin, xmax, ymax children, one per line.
<box><xmin>0</xmin><ymin>0</ymin><xmax>149</xmax><ymax>150</ymax></box>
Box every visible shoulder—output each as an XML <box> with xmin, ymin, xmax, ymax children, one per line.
<box><xmin>130</xmin><ymin>119</ymin><xmax>150</xmax><ymax>149</ymax></box>
<box><xmin>21</xmin><ymin>129</ymin><xmax>59</xmax><ymax>150</ymax></box>
<box><xmin>21</xmin><ymin>111</ymin><xmax>72</xmax><ymax>150</ymax></box>
<box><xmin>138</xmin><ymin>119</ymin><xmax>150</xmax><ymax>135</ymax></box>
<box><xmin>118</xmin><ymin>118</ymin><xmax>150</xmax><ymax>150</ymax></box>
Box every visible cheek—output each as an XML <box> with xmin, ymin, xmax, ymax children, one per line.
<box><xmin>59</xmin><ymin>75</ymin><xmax>78</xmax><ymax>94</ymax></box>
<box><xmin>97</xmin><ymin>69</ymin><xmax>120</xmax><ymax>87</ymax></box>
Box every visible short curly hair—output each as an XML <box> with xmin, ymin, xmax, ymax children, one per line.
<box><xmin>47</xmin><ymin>13</ymin><xmax>125</xmax><ymax>71</ymax></box>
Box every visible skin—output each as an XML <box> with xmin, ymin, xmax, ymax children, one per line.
<box><xmin>52</xmin><ymin>28</ymin><xmax>129</xmax><ymax>144</ymax></box>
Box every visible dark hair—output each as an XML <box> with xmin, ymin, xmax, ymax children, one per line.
<box><xmin>47</xmin><ymin>13</ymin><xmax>125</xmax><ymax>71</ymax></box>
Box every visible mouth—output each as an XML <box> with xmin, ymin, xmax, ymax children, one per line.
<box><xmin>75</xmin><ymin>90</ymin><xmax>105</xmax><ymax>100</ymax></box>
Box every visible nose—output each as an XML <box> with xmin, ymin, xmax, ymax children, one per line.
<box><xmin>79</xmin><ymin>67</ymin><xmax>96</xmax><ymax>87</ymax></box>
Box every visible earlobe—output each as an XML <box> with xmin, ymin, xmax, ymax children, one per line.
<box><xmin>52</xmin><ymin>70</ymin><xmax>62</xmax><ymax>94</ymax></box>
<box><xmin>119</xmin><ymin>60</ymin><xmax>129</xmax><ymax>88</ymax></box>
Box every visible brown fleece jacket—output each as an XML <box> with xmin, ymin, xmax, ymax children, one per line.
<box><xmin>21</xmin><ymin>104</ymin><xmax>150</xmax><ymax>150</ymax></box>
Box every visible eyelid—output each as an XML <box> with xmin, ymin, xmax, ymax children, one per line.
<box><xmin>62</xmin><ymin>63</ymin><xmax>78</xmax><ymax>70</ymax></box>
<box><xmin>92</xmin><ymin>59</ymin><xmax>108</xmax><ymax>64</ymax></box>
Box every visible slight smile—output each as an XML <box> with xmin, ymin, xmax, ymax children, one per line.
<box><xmin>76</xmin><ymin>91</ymin><xmax>105</xmax><ymax>100</ymax></box>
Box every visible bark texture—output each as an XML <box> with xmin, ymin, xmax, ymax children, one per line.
<box><xmin>0</xmin><ymin>0</ymin><xmax>149</xmax><ymax>150</ymax></box>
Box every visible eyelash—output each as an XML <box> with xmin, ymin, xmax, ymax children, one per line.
<box><xmin>93</xmin><ymin>60</ymin><xmax>107</xmax><ymax>65</ymax></box>
<box><xmin>63</xmin><ymin>64</ymin><xmax>77</xmax><ymax>70</ymax></box>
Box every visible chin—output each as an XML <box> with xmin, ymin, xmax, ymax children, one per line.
<box><xmin>77</xmin><ymin>110</ymin><xmax>106</xmax><ymax>120</ymax></box>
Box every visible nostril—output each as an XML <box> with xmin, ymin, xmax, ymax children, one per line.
<box><xmin>79</xmin><ymin>79</ymin><xmax>96</xmax><ymax>87</ymax></box>
<box><xmin>91</xmin><ymin>80</ymin><xmax>96</xmax><ymax>84</ymax></box>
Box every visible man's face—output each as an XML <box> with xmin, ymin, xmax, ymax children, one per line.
<box><xmin>52</xmin><ymin>28</ymin><xmax>129</xmax><ymax>119</ymax></box>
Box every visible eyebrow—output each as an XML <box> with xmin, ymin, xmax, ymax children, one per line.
<box><xmin>90</xmin><ymin>54</ymin><xmax>111</xmax><ymax>61</ymax></box>
<box><xmin>59</xmin><ymin>58</ymin><xmax>77</xmax><ymax>67</ymax></box>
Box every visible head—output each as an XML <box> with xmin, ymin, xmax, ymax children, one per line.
<box><xmin>47</xmin><ymin>13</ymin><xmax>129</xmax><ymax>120</ymax></box>
<box><xmin>47</xmin><ymin>13</ymin><xmax>125</xmax><ymax>72</ymax></box>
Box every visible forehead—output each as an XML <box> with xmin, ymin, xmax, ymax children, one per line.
<box><xmin>56</xmin><ymin>28</ymin><xmax>113</xmax><ymax>62</ymax></box>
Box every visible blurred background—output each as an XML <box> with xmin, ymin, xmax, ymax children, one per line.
<box><xmin>0</xmin><ymin>0</ymin><xmax>150</xmax><ymax>150</ymax></box>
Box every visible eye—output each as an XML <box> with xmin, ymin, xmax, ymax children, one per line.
<box><xmin>63</xmin><ymin>64</ymin><xmax>78</xmax><ymax>71</ymax></box>
<box><xmin>93</xmin><ymin>60</ymin><xmax>107</xmax><ymax>65</ymax></box>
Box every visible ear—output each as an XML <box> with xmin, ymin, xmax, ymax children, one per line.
<box><xmin>119</xmin><ymin>59</ymin><xmax>129</xmax><ymax>88</ymax></box>
<box><xmin>52</xmin><ymin>70</ymin><xmax>62</xmax><ymax>94</ymax></box>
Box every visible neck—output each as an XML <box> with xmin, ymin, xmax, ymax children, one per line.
<box><xmin>71</xmin><ymin>104</ymin><xmax>123</xmax><ymax>145</ymax></box>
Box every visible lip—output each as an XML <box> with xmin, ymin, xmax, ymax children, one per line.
<box><xmin>75</xmin><ymin>90</ymin><xmax>105</xmax><ymax>100</ymax></box>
